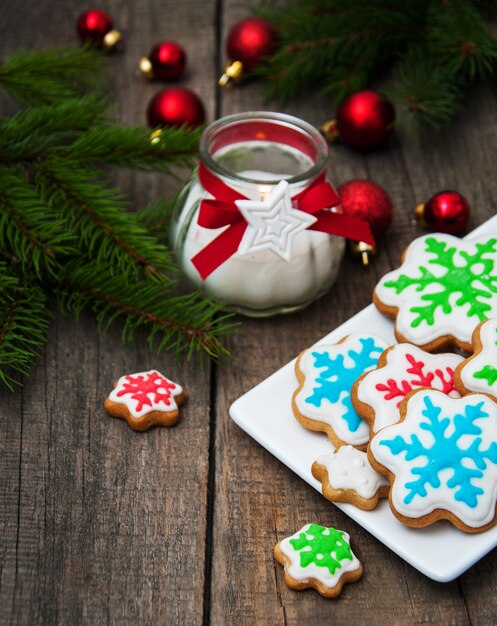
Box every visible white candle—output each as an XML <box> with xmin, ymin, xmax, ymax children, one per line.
<box><xmin>171</xmin><ymin>169</ymin><xmax>345</xmax><ymax>313</ymax></box>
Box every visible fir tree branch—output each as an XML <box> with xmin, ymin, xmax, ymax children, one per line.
<box><xmin>64</xmin><ymin>124</ymin><xmax>200</xmax><ymax>171</ymax></box>
<box><xmin>136</xmin><ymin>194</ymin><xmax>178</xmax><ymax>240</ymax></box>
<box><xmin>0</xmin><ymin>46</ymin><xmax>105</xmax><ymax>105</ymax></box>
<box><xmin>0</xmin><ymin>166</ymin><xmax>76</xmax><ymax>278</ymax></box>
<box><xmin>256</xmin><ymin>0</ymin><xmax>497</xmax><ymax>130</ymax></box>
<box><xmin>0</xmin><ymin>96</ymin><xmax>110</xmax><ymax>163</ymax></box>
<box><xmin>58</xmin><ymin>260</ymin><xmax>237</xmax><ymax>359</ymax></box>
<box><xmin>0</xmin><ymin>262</ymin><xmax>51</xmax><ymax>390</ymax></box>
<box><xmin>35</xmin><ymin>160</ymin><xmax>177</xmax><ymax>278</ymax></box>
<box><xmin>427</xmin><ymin>0</ymin><xmax>497</xmax><ymax>80</ymax></box>
<box><xmin>385</xmin><ymin>46</ymin><xmax>465</xmax><ymax>131</ymax></box>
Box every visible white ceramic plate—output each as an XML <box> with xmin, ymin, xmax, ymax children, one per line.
<box><xmin>230</xmin><ymin>215</ymin><xmax>497</xmax><ymax>582</ymax></box>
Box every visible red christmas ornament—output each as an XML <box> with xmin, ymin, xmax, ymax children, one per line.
<box><xmin>139</xmin><ymin>41</ymin><xmax>187</xmax><ymax>81</ymax></box>
<box><xmin>415</xmin><ymin>190</ymin><xmax>470</xmax><ymax>234</ymax></box>
<box><xmin>321</xmin><ymin>90</ymin><xmax>395</xmax><ymax>151</ymax></box>
<box><xmin>338</xmin><ymin>179</ymin><xmax>393</xmax><ymax>265</ymax></box>
<box><xmin>76</xmin><ymin>9</ymin><xmax>121</xmax><ymax>49</ymax></box>
<box><xmin>147</xmin><ymin>87</ymin><xmax>205</xmax><ymax>129</ymax></box>
<box><xmin>219</xmin><ymin>17</ymin><xmax>278</xmax><ymax>87</ymax></box>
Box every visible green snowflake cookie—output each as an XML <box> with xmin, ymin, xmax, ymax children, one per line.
<box><xmin>374</xmin><ymin>234</ymin><xmax>497</xmax><ymax>350</ymax></box>
<box><xmin>457</xmin><ymin>318</ymin><xmax>497</xmax><ymax>401</ymax></box>
<box><xmin>274</xmin><ymin>523</ymin><xmax>363</xmax><ymax>597</ymax></box>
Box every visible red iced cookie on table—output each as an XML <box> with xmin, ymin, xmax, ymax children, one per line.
<box><xmin>104</xmin><ymin>370</ymin><xmax>184</xmax><ymax>431</ymax></box>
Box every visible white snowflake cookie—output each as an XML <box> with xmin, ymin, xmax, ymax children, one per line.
<box><xmin>373</xmin><ymin>234</ymin><xmax>497</xmax><ymax>352</ymax></box>
<box><xmin>352</xmin><ymin>343</ymin><xmax>463</xmax><ymax>436</ymax></box>
<box><xmin>455</xmin><ymin>318</ymin><xmax>497</xmax><ymax>401</ymax></box>
<box><xmin>292</xmin><ymin>334</ymin><xmax>389</xmax><ymax>449</ymax></box>
<box><xmin>104</xmin><ymin>370</ymin><xmax>184</xmax><ymax>431</ymax></box>
<box><xmin>368</xmin><ymin>389</ymin><xmax>497</xmax><ymax>532</ymax></box>
<box><xmin>274</xmin><ymin>523</ymin><xmax>363</xmax><ymax>598</ymax></box>
<box><xmin>312</xmin><ymin>445</ymin><xmax>389</xmax><ymax>510</ymax></box>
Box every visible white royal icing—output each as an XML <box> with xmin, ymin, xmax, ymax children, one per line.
<box><xmin>294</xmin><ymin>334</ymin><xmax>388</xmax><ymax>447</ymax></box>
<box><xmin>374</xmin><ymin>234</ymin><xmax>497</xmax><ymax>346</ymax></box>
<box><xmin>356</xmin><ymin>343</ymin><xmax>463</xmax><ymax>433</ymax></box>
<box><xmin>459</xmin><ymin>318</ymin><xmax>497</xmax><ymax>399</ymax></box>
<box><xmin>369</xmin><ymin>390</ymin><xmax>497</xmax><ymax>528</ymax></box>
<box><xmin>108</xmin><ymin>370</ymin><xmax>183</xmax><ymax>419</ymax></box>
<box><xmin>315</xmin><ymin>445</ymin><xmax>389</xmax><ymax>499</ymax></box>
<box><xmin>278</xmin><ymin>524</ymin><xmax>361</xmax><ymax>587</ymax></box>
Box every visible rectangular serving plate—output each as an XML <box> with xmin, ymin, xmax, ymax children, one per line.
<box><xmin>230</xmin><ymin>214</ymin><xmax>497</xmax><ymax>582</ymax></box>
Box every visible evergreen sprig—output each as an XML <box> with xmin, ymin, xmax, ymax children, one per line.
<box><xmin>0</xmin><ymin>263</ymin><xmax>51</xmax><ymax>390</ymax></box>
<box><xmin>256</xmin><ymin>0</ymin><xmax>497</xmax><ymax>131</ymax></box>
<box><xmin>0</xmin><ymin>46</ymin><xmax>104</xmax><ymax>105</ymax></box>
<box><xmin>0</xmin><ymin>46</ymin><xmax>234</xmax><ymax>389</ymax></box>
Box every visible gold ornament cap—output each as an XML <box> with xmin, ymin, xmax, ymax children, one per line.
<box><xmin>415</xmin><ymin>202</ymin><xmax>428</xmax><ymax>228</ymax></box>
<box><xmin>103</xmin><ymin>29</ymin><xmax>122</xmax><ymax>50</ymax></box>
<box><xmin>319</xmin><ymin>118</ymin><xmax>339</xmax><ymax>143</ymax></box>
<box><xmin>139</xmin><ymin>56</ymin><xmax>154</xmax><ymax>79</ymax></box>
<box><xmin>350</xmin><ymin>241</ymin><xmax>377</xmax><ymax>266</ymax></box>
<box><xmin>219</xmin><ymin>60</ymin><xmax>244</xmax><ymax>88</ymax></box>
<box><xmin>149</xmin><ymin>129</ymin><xmax>163</xmax><ymax>144</ymax></box>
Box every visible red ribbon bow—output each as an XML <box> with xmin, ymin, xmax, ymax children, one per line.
<box><xmin>191</xmin><ymin>163</ymin><xmax>374</xmax><ymax>279</ymax></box>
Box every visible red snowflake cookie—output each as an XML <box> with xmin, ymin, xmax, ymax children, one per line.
<box><xmin>352</xmin><ymin>343</ymin><xmax>463</xmax><ymax>436</ymax></box>
<box><xmin>104</xmin><ymin>370</ymin><xmax>184</xmax><ymax>431</ymax></box>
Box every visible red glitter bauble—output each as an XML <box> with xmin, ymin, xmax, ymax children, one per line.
<box><xmin>338</xmin><ymin>179</ymin><xmax>393</xmax><ymax>237</ymax></box>
<box><xmin>226</xmin><ymin>17</ymin><xmax>278</xmax><ymax>72</ymax></box>
<box><xmin>147</xmin><ymin>41</ymin><xmax>186</xmax><ymax>81</ymax></box>
<box><xmin>336</xmin><ymin>90</ymin><xmax>395</xmax><ymax>151</ymax></box>
<box><xmin>416</xmin><ymin>190</ymin><xmax>470</xmax><ymax>234</ymax></box>
<box><xmin>77</xmin><ymin>9</ymin><xmax>114</xmax><ymax>45</ymax></box>
<box><xmin>147</xmin><ymin>87</ymin><xmax>205</xmax><ymax>128</ymax></box>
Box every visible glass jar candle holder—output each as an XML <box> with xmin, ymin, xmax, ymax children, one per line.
<box><xmin>170</xmin><ymin>111</ymin><xmax>348</xmax><ymax>317</ymax></box>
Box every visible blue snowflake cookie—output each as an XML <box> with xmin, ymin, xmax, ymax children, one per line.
<box><xmin>293</xmin><ymin>334</ymin><xmax>388</xmax><ymax>448</ymax></box>
<box><xmin>369</xmin><ymin>389</ymin><xmax>497</xmax><ymax>532</ymax></box>
<box><xmin>374</xmin><ymin>234</ymin><xmax>497</xmax><ymax>352</ymax></box>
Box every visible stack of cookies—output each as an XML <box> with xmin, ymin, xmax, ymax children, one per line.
<box><xmin>292</xmin><ymin>233</ymin><xmax>497</xmax><ymax>533</ymax></box>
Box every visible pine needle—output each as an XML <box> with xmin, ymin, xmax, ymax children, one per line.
<box><xmin>0</xmin><ymin>263</ymin><xmax>51</xmax><ymax>389</ymax></box>
<box><xmin>0</xmin><ymin>46</ymin><xmax>105</xmax><ymax>105</ymax></box>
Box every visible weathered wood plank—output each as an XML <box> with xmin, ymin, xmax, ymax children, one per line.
<box><xmin>0</xmin><ymin>0</ymin><xmax>217</xmax><ymax>623</ymax></box>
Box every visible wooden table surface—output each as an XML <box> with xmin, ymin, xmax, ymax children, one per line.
<box><xmin>2</xmin><ymin>1</ymin><xmax>497</xmax><ymax>624</ymax></box>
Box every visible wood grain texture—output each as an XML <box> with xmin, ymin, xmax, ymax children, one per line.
<box><xmin>1</xmin><ymin>0</ymin><xmax>497</xmax><ymax>624</ymax></box>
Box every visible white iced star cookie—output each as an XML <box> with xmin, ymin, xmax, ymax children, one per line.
<box><xmin>352</xmin><ymin>343</ymin><xmax>463</xmax><ymax>437</ymax></box>
<box><xmin>274</xmin><ymin>523</ymin><xmax>363</xmax><ymax>598</ymax></box>
<box><xmin>312</xmin><ymin>445</ymin><xmax>389</xmax><ymax>510</ymax></box>
<box><xmin>455</xmin><ymin>318</ymin><xmax>497</xmax><ymax>402</ymax></box>
<box><xmin>104</xmin><ymin>370</ymin><xmax>184</xmax><ymax>431</ymax></box>
<box><xmin>292</xmin><ymin>334</ymin><xmax>389</xmax><ymax>449</ymax></box>
<box><xmin>373</xmin><ymin>234</ymin><xmax>497</xmax><ymax>352</ymax></box>
<box><xmin>368</xmin><ymin>389</ymin><xmax>497</xmax><ymax>532</ymax></box>
<box><xmin>236</xmin><ymin>180</ymin><xmax>317</xmax><ymax>261</ymax></box>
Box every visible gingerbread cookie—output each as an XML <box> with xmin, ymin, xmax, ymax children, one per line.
<box><xmin>274</xmin><ymin>523</ymin><xmax>363</xmax><ymax>597</ymax></box>
<box><xmin>293</xmin><ymin>334</ymin><xmax>388</xmax><ymax>449</ymax></box>
<box><xmin>312</xmin><ymin>445</ymin><xmax>389</xmax><ymax>510</ymax></box>
<box><xmin>455</xmin><ymin>318</ymin><xmax>497</xmax><ymax>401</ymax></box>
<box><xmin>104</xmin><ymin>370</ymin><xmax>184</xmax><ymax>431</ymax></box>
<box><xmin>368</xmin><ymin>389</ymin><xmax>497</xmax><ymax>532</ymax></box>
<box><xmin>353</xmin><ymin>343</ymin><xmax>463</xmax><ymax>437</ymax></box>
<box><xmin>373</xmin><ymin>234</ymin><xmax>497</xmax><ymax>352</ymax></box>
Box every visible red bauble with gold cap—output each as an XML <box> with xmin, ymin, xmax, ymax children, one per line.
<box><xmin>139</xmin><ymin>41</ymin><xmax>187</xmax><ymax>81</ymax></box>
<box><xmin>338</xmin><ymin>178</ymin><xmax>393</xmax><ymax>264</ymax></box>
<box><xmin>76</xmin><ymin>9</ymin><xmax>121</xmax><ymax>49</ymax></box>
<box><xmin>321</xmin><ymin>90</ymin><xmax>395</xmax><ymax>151</ymax></box>
<box><xmin>416</xmin><ymin>190</ymin><xmax>470</xmax><ymax>234</ymax></box>
<box><xmin>220</xmin><ymin>17</ymin><xmax>278</xmax><ymax>86</ymax></box>
<box><xmin>147</xmin><ymin>87</ymin><xmax>205</xmax><ymax>129</ymax></box>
